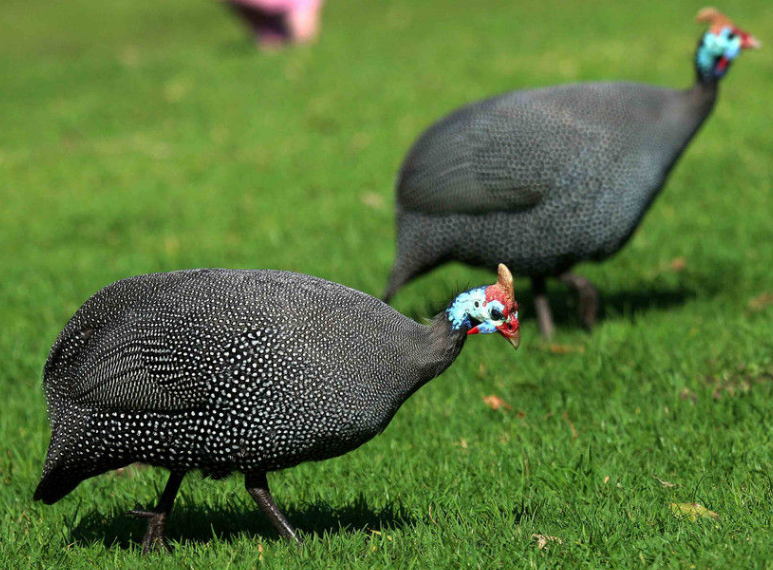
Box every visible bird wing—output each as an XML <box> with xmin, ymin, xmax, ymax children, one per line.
<box><xmin>397</xmin><ymin>83</ymin><xmax>674</xmax><ymax>215</ymax></box>
<box><xmin>64</xmin><ymin>311</ymin><xmax>220</xmax><ymax>411</ymax></box>
<box><xmin>43</xmin><ymin>270</ymin><xmax>242</xmax><ymax>412</ymax></box>
<box><xmin>46</xmin><ymin>269</ymin><xmax>411</xmax><ymax>413</ymax></box>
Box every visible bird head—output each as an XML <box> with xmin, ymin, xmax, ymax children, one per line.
<box><xmin>695</xmin><ymin>8</ymin><xmax>760</xmax><ymax>81</ymax></box>
<box><xmin>446</xmin><ymin>264</ymin><xmax>520</xmax><ymax>350</ymax></box>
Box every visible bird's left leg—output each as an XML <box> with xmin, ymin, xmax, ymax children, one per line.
<box><xmin>560</xmin><ymin>273</ymin><xmax>599</xmax><ymax>330</ymax></box>
<box><xmin>245</xmin><ymin>473</ymin><xmax>300</xmax><ymax>544</ymax></box>
<box><xmin>128</xmin><ymin>471</ymin><xmax>185</xmax><ymax>554</ymax></box>
<box><xmin>531</xmin><ymin>276</ymin><xmax>555</xmax><ymax>340</ymax></box>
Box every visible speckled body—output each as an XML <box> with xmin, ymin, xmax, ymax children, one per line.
<box><xmin>385</xmin><ymin>81</ymin><xmax>717</xmax><ymax>298</ymax></box>
<box><xmin>36</xmin><ymin>269</ymin><xmax>465</xmax><ymax>504</ymax></box>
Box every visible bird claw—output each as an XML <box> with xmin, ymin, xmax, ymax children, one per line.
<box><xmin>141</xmin><ymin>533</ymin><xmax>172</xmax><ymax>555</ymax></box>
<box><xmin>126</xmin><ymin>510</ymin><xmax>172</xmax><ymax>554</ymax></box>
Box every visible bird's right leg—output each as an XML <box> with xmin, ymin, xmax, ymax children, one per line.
<box><xmin>128</xmin><ymin>471</ymin><xmax>185</xmax><ymax>554</ymax></box>
<box><xmin>532</xmin><ymin>276</ymin><xmax>554</xmax><ymax>340</ymax></box>
<box><xmin>560</xmin><ymin>273</ymin><xmax>599</xmax><ymax>330</ymax></box>
<box><xmin>245</xmin><ymin>473</ymin><xmax>300</xmax><ymax>544</ymax></box>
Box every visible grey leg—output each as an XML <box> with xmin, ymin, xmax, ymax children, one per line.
<box><xmin>128</xmin><ymin>471</ymin><xmax>185</xmax><ymax>554</ymax></box>
<box><xmin>245</xmin><ymin>473</ymin><xmax>300</xmax><ymax>544</ymax></box>
<box><xmin>532</xmin><ymin>276</ymin><xmax>554</xmax><ymax>340</ymax></box>
<box><xmin>560</xmin><ymin>273</ymin><xmax>599</xmax><ymax>330</ymax></box>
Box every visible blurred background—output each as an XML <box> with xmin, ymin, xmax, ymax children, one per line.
<box><xmin>1</xmin><ymin>0</ymin><xmax>772</xmax><ymax>566</ymax></box>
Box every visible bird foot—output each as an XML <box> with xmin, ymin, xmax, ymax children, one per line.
<box><xmin>560</xmin><ymin>273</ymin><xmax>599</xmax><ymax>330</ymax></box>
<box><xmin>245</xmin><ymin>473</ymin><xmax>301</xmax><ymax>544</ymax></box>
<box><xmin>127</xmin><ymin>510</ymin><xmax>172</xmax><ymax>554</ymax></box>
<box><xmin>531</xmin><ymin>276</ymin><xmax>555</xmax><ymax>340</ymax></box>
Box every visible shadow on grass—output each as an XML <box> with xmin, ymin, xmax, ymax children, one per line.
<box><xmin>403</xmin><ymin>282</ymin><xmax>696</xmax><ymax>330</ymax></box>
<box><xmin>70</xmin><ymin>495</ymin><xmax>413</xmax><ymax>549</ymax></box>
<box><xmin>598</xmin><ymin>285</ymin><xmax>696</xmax><ymax>322</ymax></box>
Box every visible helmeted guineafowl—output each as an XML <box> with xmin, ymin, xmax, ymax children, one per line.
<box><xmin>384</xmin><ymin>8</ymin><xmax>759</xmax><ymax>339</ymax></box>
<box><xmin>34</xmin><ymin>265</ymin><xmax>520</xmax><ymax>551</ymax></box>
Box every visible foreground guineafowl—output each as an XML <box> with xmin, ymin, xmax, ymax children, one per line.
<box><xmin>384</xmin><ymin>8</ymin><xmax>759</xmax><ymax>339</ymax></box>
<box><xmin>34</xmin><ymin>266</ymin><xmax>520</xmax><ymax>551</ymax></box>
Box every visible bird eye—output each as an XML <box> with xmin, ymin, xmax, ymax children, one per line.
<box><xmin>490</xmin><ymin>308</ymin><xmax>503</xmax><ymax>321</ymax></box>
<box><xmin>727</xmin><ymin>32</ymin><xmax>736</xmax><ymax>40</ymax></box>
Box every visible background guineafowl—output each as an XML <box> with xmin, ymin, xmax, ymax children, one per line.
<box><xmin>384</xmin><ymin>8</ymin><xmax>759</xmax><ymax>339</ymax></box>
<box><xmin>33</xmin><ymin>266</ymin><xmax>520</xmax><ymax>552</ymax></box>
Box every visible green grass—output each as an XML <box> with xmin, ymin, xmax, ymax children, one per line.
<box><xmin>1</xmin><ymin>0</ymin><xmax>772</xmax><ymax>567</ymax></box>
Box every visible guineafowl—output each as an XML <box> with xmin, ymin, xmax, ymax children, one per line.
<box><xmin>34</xmin><ymin>265</ymin><xmax>520</xmax><ymax>552</ymax></box>
<box><xmin>384</xmin><ymin>8</ymin><xmax>759</xmax><ymax>339</ymax></box>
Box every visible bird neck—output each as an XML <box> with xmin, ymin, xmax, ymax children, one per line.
<box><xmin>686</xmin><ymin>79</ymin><xmax>718</xmax><ymax>119</ymax></box>
<box><xmin>415</xmin><ymin>312</ymin><xmax>468</xmax><ymax>382</ymax></box>
<box><xmin>695</xmin><ymin>69</ymin><xmax>720</xmax><ymax>89</ymax></box>
<box><xmin>371</xmin><ymin>314</ymin><xmax>467</xmax><ymax>421</ymax></box>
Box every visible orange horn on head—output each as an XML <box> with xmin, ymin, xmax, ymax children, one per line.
<box><xmin>696</xmin><ymin>7</ymin><xmax>760</xmax><ymax>49</ymax></box>
<box><xmin>696</xmin><ymin>7</ymin><xmax>734</xmax><ymax>32</ymax></box>
<box><xmin>496</xmin><ymin>264</ymin><xmax>515</xmax><ymax>305</ymax></box>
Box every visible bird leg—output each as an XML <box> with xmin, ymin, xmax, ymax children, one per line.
<box><xmin>128</xmin><ymin>471</ymin><xmax>184</xmax><ymax>554</ymax></box>
<box><xmin>245</xmin><ymin>473</ymin><xmax>300</xmax><ymax>544</ymax></box>
<box><xmin>531</xmin><ymin>276</ymin><xmax>554</xmax><ymax>340</ymax></box>
<box><xmin>560</xmin><ymin>273</ymin><xmax>599</xmax><ymax>330</ymax></box>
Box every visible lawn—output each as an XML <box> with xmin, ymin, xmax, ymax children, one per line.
<box><xmin>1</xmin><ymin>0</ymin><xmax>772</xmax><ymax>567</ymax></box>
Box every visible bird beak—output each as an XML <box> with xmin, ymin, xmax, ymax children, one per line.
<box><xmin>468</xmin><ymin>319</ymin><xmax>521</xmax><ymax>350</ymax></box>
<box><xmin>496</xmin><ymin>317</ymin><xmax>520</xmax><ymax>351</ymax></box>
<box><xmin>504</xmin><ymin>328</ymin><xmax>521</xmax><ymax>351</ymax></box>
<box><xmin>739</xmin><ymin>31</ymin><xmax>761</xmax><ymax>49</ymax></box>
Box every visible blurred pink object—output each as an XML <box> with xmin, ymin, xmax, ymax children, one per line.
<box><xmin>226</xmin><ymin>0</ymin><xmax>324</xmax><ymax>49</ymax></box>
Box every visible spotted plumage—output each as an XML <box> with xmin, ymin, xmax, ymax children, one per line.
<box><xmin>383</xmin><ymin>8</ymin><xmax>758</xmax><ymax>339</ymax></box>
<box><xmin>34</xmin><ymin>266</ymin><xmax>519</xmax><ymax>550</ymax></box>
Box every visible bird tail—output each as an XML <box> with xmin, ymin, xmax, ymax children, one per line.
<box><xmin>33</xmin><ymin>457</ymin><xmax>82</xmax><ymax>505</ymax></box>
<box><xmin>383</xmin><ymin>247</ymin><xmax>446</xmax><ymax>302</ymax></box>
<box><xmin>34</xmin><ymin>410</ymin><xmax>126</xmax><ymax>504</ymax></box>
<box><xmin>33</xmin><ymin>414</ymin><xmax>89</xmax><ymax>505</ymax></box>
<box><xmin>383</xmin><ymin>210</ymin><xmax>451</xmax><ymax>302</ymax></box>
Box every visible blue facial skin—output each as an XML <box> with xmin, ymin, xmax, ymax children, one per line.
<box><xmin>447</xmin><ymin>288</ymin><xmax>507</xmax><ymax>333</ymax></box>
<box><xmin>447</xmin><ymin>287</ymin><xmax>486</xmax><ymax>331</ymax></box>
<box><xmin>697</xmin><ymin>26</ymin><xmax>742</xmax><ymax>78</ymax></box>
